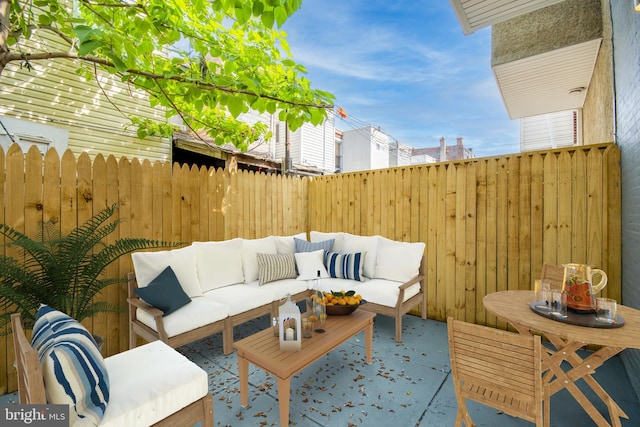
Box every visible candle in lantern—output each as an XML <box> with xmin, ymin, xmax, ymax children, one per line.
<box><xmin>285</xmin><ymin>327</ymin><xmax>294</xmax><ymax>341</ymax></box>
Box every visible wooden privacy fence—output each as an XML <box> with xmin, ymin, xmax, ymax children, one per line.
<box><xmin>0</xmin><ymin>142</ymin><xmax>621</xmax><ymax>395</ymax></box>
<box><xmin>309</xmin><ymin>143</ymin><xmax>621</xmax><ymax>329</ymax></box>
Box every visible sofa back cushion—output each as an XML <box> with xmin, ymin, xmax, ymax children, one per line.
<box><xmin>341</xmin><ymin>233</ymin><xmax>379</xmax><ymax>278</ymax></box>
<box><xmin>132</xmin><ymin>245</ymin><xmax>202</xmax><ymax>298</ymax></box>
<box><xmin>193</xmin><ymin>239</ymin><xmax>244</xmax><ymax>292</ymax></box>
<box><xmin>310</xmin><ymin>231</ymin><xmax>344</xmax><ymax>253</ymax></box>
<box><xmin>375</xmin><ymin>237</ymin><xmax>425</xmax><ymax>282</ymax></box>
<box><xmin>241</xmin><ymin>237</ymin><xmax>278</xmax><ymax>283</ymax></box>
<box><xmin>273</xmin><ymin>233</ymin><xmax>307</xmax><ymax>254</ymax></box>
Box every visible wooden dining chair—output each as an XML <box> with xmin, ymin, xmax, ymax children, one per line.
<box><xmin>541</xmin><ymin>263</ymin><xmax>565</xmax><ymax>289</ymax></box>
<box><xmin>447</xmin><ymin>317</ymin><xmax>550</xmax><ymax>426</ymax></box>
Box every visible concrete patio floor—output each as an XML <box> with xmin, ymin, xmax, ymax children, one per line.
<box><xmin>2</xmin><ymin>312</ymin><xmax>639</xmax><ymax>426</ymax></box>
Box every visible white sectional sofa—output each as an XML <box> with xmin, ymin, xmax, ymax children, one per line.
<box><xmin>127</xmin><ymin>232</ymin><xmax>425</xmax><ymax>355</ymax></box>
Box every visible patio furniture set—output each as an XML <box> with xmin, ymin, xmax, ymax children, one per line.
<box><xmin>127</xmin><ymin>231</ymin><xmax>426</xmax><ymax>355</ymax></box>
<box><xmin>11</xmin><ymin>239</ymin><xmax>640</xmax><ymax>427</ymax></box>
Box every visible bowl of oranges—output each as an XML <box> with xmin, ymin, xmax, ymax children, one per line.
<box><xmin>323</xmin><ymin>290</ymin><xmax>365</xmax><ymax>315</ymax></box>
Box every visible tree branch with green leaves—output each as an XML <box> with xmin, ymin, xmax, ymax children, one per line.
<box><xmin>0</xmin><ymin>0</ymin><xmax>335</xmax><ymax>150</ymax></box>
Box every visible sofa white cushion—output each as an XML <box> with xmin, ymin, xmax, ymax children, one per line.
<box><xmin>249</xmin><ymin>278</ymin><xmax>309</xmax><ymax>301</ymax></box>
<box><xmin>316</xmin><ymin>277</ymin><xmax>369</xmax><ymax>293</ymax></box>
<box><xmin>242</xmin><ymin>237</ymin><xmax>277</xmax><ymax>283</ymax></box>
<box><xmin>193</xmin><ymin>239</ymin><xmax>244</xmax><ymax>292</ymax></box>
<box><xmin>315</xmin><ymin>277</ymin><xmax>419</xmax><ymax>307</ymax></box>
<box><xmin>341</xmin><ymin>233</ymin><xmax>379</xmax><ymax>278</ymax></box>
<box><xmin>310</xmin><ymin>231</ymin><xmax>344</xmax><ymax>252</ymax></box>
<box><xmin>204</xmin><ymin>284</ymin><xmax>274</xmax><ymax>317</ymax></box>
<box><xmin>351</xmin><ymin>279</ymin><xmax>421</xmax><ymax>308</ymax></box>
<box><xmin>375</xmin><ymin>237</ymin><xmax>425</xmax><ymax>282</ymax></box>
<box><xmin>100</xmin><ymin>340</ymin><xmax>208</xmax><ymax>427</ymax></box>
<box><xmin>132</xmin><ymin>245</ymin><xmax>203</xmax><ymax>298</ymax></box>
<box><xmin>294</xmin><ymin>249</ymin><xmax>329</xmax><ymax>280</ymax></box>
<box><xmin>136</xmin><ymin>297</ymin><xmax>228</xmax><ymax>338</ymax></box>
<box><xmin>274</xmin><ymin>232</ymin><xmax>307</xmax><ymax>254</ymax></box>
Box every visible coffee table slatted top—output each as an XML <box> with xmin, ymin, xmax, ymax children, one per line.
<box><xmin>233</xmin><ymin>310</ymin><xmax>375</xmax><ymax>379</ymax></box>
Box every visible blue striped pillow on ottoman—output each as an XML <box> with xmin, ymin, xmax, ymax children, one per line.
<box><xmin>31</xmin><ymin>305</ymin><xmax>110</xmax><ymax>426</ymax></box>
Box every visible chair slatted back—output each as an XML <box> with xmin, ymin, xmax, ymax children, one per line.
<box><xmin>11</xmin><ymin>314</ymin><xmax>47</xmax><ymax>404</ymax></box>
<box><xmin>447</xmin><ymin>317</ymin><xmax>548</xmax><ymax>426</ymax></box>
<box><xmin>541</xmin><ymin>263</ymin><xmax>565</xmax><ymax>290</ymax></box>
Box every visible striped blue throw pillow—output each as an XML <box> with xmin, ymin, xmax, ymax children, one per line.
<box><xmin>294</xmin><ymin>237</ymin><xmax>334</xmax><ymax>253</ymax></box>
<box><xmin>325</xmin><ymin>252</ymin><xmax>365</xmax><ymax>281</ymax></box>
<box><xmin>32</xmin><ymin>305</ymin><xmax>110</xmax><ymax>426</ymax></box>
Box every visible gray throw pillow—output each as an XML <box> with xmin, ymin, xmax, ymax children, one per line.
<box><xmin>256</xmin><ymin>252</ymin><xmax>297</xmax><ymax>285</ymax></box>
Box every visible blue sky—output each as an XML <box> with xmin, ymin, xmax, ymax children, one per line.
<box><xmin>282</xmin><ymin>0</ymin><xmax>521</xmax><ymax>158</ymax></box>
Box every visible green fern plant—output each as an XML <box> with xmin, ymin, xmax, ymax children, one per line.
<box><xmin>0</xmin><ymin>203</ymin><xmax>179</xmax><ymax>331</ymax></box>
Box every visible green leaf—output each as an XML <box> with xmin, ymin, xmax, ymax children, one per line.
<box><xmin>227</xmin><ymin>96</ymin><xmax>244</xmax><ymax>117</ymax></box>
<box><xmin>73</xmin><ymin>25</ymin><xmax>100</xmax><ymax>42</ymax></box>
<box><xmin>107</xmin><ymin>54</ymin><xmax>128</xmax><ymax>72</ymax></box>
<box><xmin>252</xmin><ymin>1</ymin><xmax>265</xmax><ymax>17</ymax></box>
<box><xmin>261</xmin><ymin>11</ymin><xmax>275</xmax><ymax>28</ymax></box>
<box><xmin>78</xmin><ymin>39</ymin><xmax>106</xmax><ymax>56</ymax></box>
<box><xmin>235</xmin><ymin>5</ymin><xmax>251</xmax><ymax>24</ymax></box>
<box><xmin>274</xmin><ymin>5</ymin><xmax>288</xmax><ymax>27</ymax></box>
<box><xmin>38</xmin><ymin>14</ymin><xmax>54</xmax><ymax>26</ymax></box>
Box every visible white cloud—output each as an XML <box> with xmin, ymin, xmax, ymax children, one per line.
<box><xmin>283</xmin><ymin>0</ymin><xmax>520</xmax><ymax>157</ymax></box>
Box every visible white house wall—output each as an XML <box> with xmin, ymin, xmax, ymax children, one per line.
<box><xmin>0</xmin><ymin>30</ymin><xmax>170</xmax><ymax>162</ymax></box>
<box><xmin>299</xmin><ymin>119</ymin><xmax>335</xmax><ymax>173</ymax></box>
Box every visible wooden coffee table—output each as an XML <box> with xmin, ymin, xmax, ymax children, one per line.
<box><xmin>233</xmin><ymin>310</ymin><xmax>375</xmax><ymax>426</ymax></box>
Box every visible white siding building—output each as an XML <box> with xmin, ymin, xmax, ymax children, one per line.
<box><xmin>340</xmin><ymin>126</ymin><xmax>391</xmax><ymax>172</ymax></box>
<box><xmin>274</xmin><ymin>115</ymin><xmax>336</xmax><ymax>174</ymax></box>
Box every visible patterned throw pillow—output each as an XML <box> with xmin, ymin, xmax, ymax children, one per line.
<box><xmin>256</xmin><ymin>252</ymin><xmax>297</xmax><ymax>285</ymax></box>
<box><xmin>294</xmin><ymin>237</ymin><xmax>334</xmax><ymax>253</ymax></box>
<box><xmin>325</xmin><ymin>252</ymin><xmax>366</xmax><ymax>281</ymax></box>
<box><xmin>31</xmin><ymin>305</ymin><xmax>110</xmax><ymax>427</ymax></box>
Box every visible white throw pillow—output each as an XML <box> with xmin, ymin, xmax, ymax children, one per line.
<box><xmin>241</xmin><ymin>237</ymin><xmax>277</xmax><ymax>283</ymax></box>
<box><xmin>294</xmin><ymin>250</ymin><xmax>329</xmax><ymax>280</ymax></box>
<box><xmin>193</xmin><ymin>239</ymin><xmax>244</xmax><ymax>292</ymax></box>
<box><xmin>375</xmin><ymin>237</ymin><xmax>425</xmax><ymax>282</ymax></box>
<box><xmin>273</xmin><ymin>232</ymin><xmax>307</xmax><ymax>254</ymax></box>
<box><xmin>310</xmin><ymin>231</ymin><xmax>344</xmax><ymax>253</ymax></box>
<box><xmin>131</xmin><ymin>245</ymin><xmax>202</xmax><ymax>298</ymax></box>
<box><xmin>341</xmin><ymin>233</ymin><xmax>380</xmax><ymax>278</ymax></box>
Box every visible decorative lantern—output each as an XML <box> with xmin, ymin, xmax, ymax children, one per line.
<box><xmin>278</xmin><ymin>294</ymin><xmax>301</xmax><ymax>352</ymax></box>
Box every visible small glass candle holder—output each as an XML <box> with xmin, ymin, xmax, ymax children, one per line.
<box><xmin>302</xmin><ymin>318</ymin><xmax>313</xmax><ymax>338</ymax></box>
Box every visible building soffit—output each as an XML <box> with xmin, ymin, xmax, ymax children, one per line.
<box><xmin>450</xmin><ymin>0</ymin><xmax>603</xmax><ymax>120</ymax></box>
<box><xmin>448</xmin><ymin>0</ymin><xmax>565</xmax><ymax>35</ymax></box>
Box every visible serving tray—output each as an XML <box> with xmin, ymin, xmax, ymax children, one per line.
<box><xmin>529</xmin><ymin>302</ymin><xmax>625</xmax><ymax>328</ymax></box>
